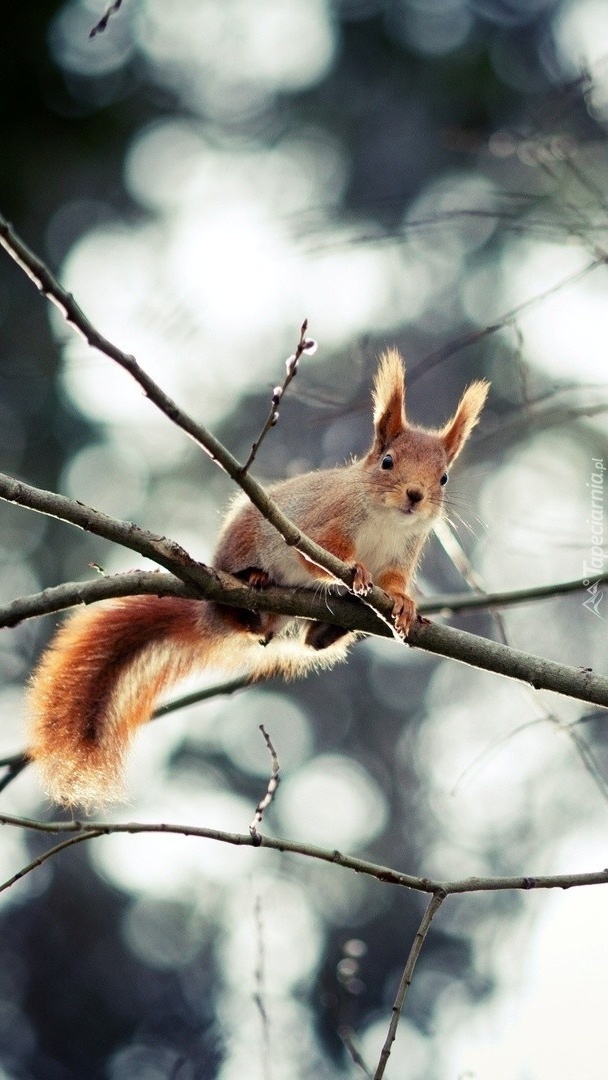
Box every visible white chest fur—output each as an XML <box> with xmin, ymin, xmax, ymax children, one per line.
<box><xmin>354</xmin><ymin>508</ymin><xmax>432</xmax><ymax>577</ymax></box>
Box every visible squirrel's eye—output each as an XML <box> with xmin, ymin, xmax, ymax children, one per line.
<box><xmin>440</xmin><ymin>472</ymin><xmax>449</xmax><ymax>486</ymax></box>
<box><xmin>381</xmin><ymin>454</ymin><xmax>394</xmax><ymax>470</ymax></box>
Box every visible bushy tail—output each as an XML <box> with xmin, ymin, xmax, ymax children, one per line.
<box><xmin>27</xmin><ymin>596</ymin><xmax>231</xmax><ymax>808</ymax></box>
<box><xmin>27</xmin><ymin>594</ymin><xmax>355</xmax><ymax>808</ymax></box>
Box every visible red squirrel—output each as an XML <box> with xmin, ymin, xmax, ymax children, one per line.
<box><xmin>27</xmin><ymin>349</ymin><xmax>488</xmax><ymax>807</ymax></box>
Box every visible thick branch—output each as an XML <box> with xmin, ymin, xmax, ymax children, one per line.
<box><xmin>1</xmin><ymin>473</ymin><xmax>608</xmax><ymax>708</ymax></box>
<box><xmin>2</xmin><ymin>569</ymin><xmax>608</xmax><ymax>710</ymax></box>
<box><xmin>3</xmin><ymin>563</ymin><xmax>605</xmax><ymax>629</ymax></box>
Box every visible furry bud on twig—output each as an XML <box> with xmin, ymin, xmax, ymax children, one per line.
<box><xmin>301</xmin><ymin>338</ymin><xmax>318</xmax><ymax>355</ymax></box>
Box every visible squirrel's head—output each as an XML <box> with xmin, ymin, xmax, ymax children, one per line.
<box><xmin>364</xmin><ymin>348</ymin><xmax>489</xmax><ymax>524</ymax></box>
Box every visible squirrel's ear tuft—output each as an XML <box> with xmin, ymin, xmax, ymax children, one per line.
<box><xmin>372</xmin><ymin>349</ymin><xmax>407</xmax><ymax>452</ymax></box>
<box><xmin>440</xmin><ymin>380</ymin><xmax>490</xmax><ymax>466</ymax></box>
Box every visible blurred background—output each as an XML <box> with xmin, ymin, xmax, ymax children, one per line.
<box><xmin>1</xmin><ymin>0</ymin><xmax>607</xmax><ymax>1077</ymax></box>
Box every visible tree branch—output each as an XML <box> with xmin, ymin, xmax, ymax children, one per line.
<box><xmin>420</xmin><ymin>573</ymin><xmax>608</xmax><ymax>615</ymax></box>
<box><xmin>241</xmin><ymin>318</ymin><xmax>316</xmax><ymax>473</ymax></box>
<box><xmin>374</xmin><ymin>892</ymin><xmax>446</xmax><ymax>1079</ymax></box>
<box><xmin>0</xmin><ymin>471</ymin><xmax>206</xmax><ymax>588</ymax></box>
<box><xmin>2</xmin><ymin>556</ymin><xmax>605</xmax><ymax>629</ymax></box>
<box><xmin>1</xmin><ymin>473</ymin><xmax>607</xmax><ymax>710</ymax></box>
<box><xmin>0</xmin><ymin>216</ymin><xmax>374</xmax><ymax>600</ymax></box>
<box><xmin>89</xmin><ymin>0</ymin><xmax>124</xmax><ymax>37</ymax></box>
<box><xmin>3</xmin><ymin>813</ymin><xmax>608</xmax><ymax>897</ymax></box>
<box><xmin>0</xmin><ymin>830</ymin><xmax>105</xmax><ymax>896</ymax></box>
<box><xmin>416</xmin><ymin>255</ymin><xmax>605</xmax><ymax>381</ymax></box>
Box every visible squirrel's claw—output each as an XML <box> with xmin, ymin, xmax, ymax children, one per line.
<box><xmin>391</xmin><ymin>593</ymin><xmax>417</xmax><ymax>638</ymax></box>
<box><xmin>352</xmin><ymin>562</ymin><xmax>373</xmax><ymax>596</ymax></box>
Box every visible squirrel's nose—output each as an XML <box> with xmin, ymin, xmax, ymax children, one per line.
<box><xmin>406</xmin><ymin>487</ymin><xmax>424</xmax><ymax>504</ymax></box>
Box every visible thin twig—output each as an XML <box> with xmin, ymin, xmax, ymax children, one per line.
<box><xmin>249</xmin><ymin>725</ymin><xmax>281</xmax><ymax>838</ymax></box>
<box><xmin>241</xmin><ymin>319</ymin><xmax>317</xmax><ymax>473</ymax></box>
<box><xmin>0</xmin><ymin>829</ymin><xmax>104</xmax><ymax>895</ymax></box>
<box><xmin>374</xmin><ymin>893</ymin><xmax>446</xmax><ymax>1079</ymax></box>
<box><xmin>153</xmin><ymin>675</ymin><xmax>253</xmax><ymax>718</ymax></box>
<box><xmin>450</xmin><ymin>711</ymin><xmax>608</xmax><ymax>802</ymax></box>
<box><xmin>89</xmin><ymin>0</ymin><xmax>124</xmax><ymax>37</ymax></box>
<box><xmin>0</xmin><ymin>753</ymin><xmax>30</xmax><ymax>794</ymax></box>
<box><xmin>3</xmin><ymin>813</ymin><xmax>608</xmax><ymax>897</ymax></box>
<box><xmin>338</xmin><ymin>1026</ymin><xmax>373</xmax><ymax>1077</ymax></box>
<box><xmin>419</xmin><ymin>573</ymin><xmax>608</xmax><ymax>616</ymax></box>
<box><xmin>415</xmin><ymin>256</ymin><xmax>604</xmax><ymax>382</ymax></box>
<box><xmin>253</xmin><ymin>894</ymin><xmax>272</xmax><ymax>1080</ymax></box>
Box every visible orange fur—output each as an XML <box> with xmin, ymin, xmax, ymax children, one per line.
<box><xmin>371</xmin><ymin>348</ymin><xmax>407</xmax><ymax>452</ymax></box>
<box><xmin>28</xmin><ymin>598</ymin><xmax>214</xmax><ymax>806</ymax></box>
<box><xmin>296</xmin><ymin>527</ymin><xmax>357</xmax><ymax>580</ymax></box>
<box><xmin>27</xmin><ymin>349</ymin><xmax>489</xmax><ymax>807</ymax></box>
<box><xmin>439</xmin><ymin>380</ymin><xmax>490</xmax><ymax>465</ymax></box>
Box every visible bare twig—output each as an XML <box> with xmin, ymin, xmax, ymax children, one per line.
<box><xmin>373</xmin><ymin>893</ymin><xmax>446</xmax><ymax>1079</ymax></box>
<box><xmin>415</xmin><ymin>255</ymin><xmax>604</xmax><ymax>381</ymax></box>
<box><xmin>4</xmin><ymin>809</ymin><xmax>608</xmax><ymax>1070</ymax></box>
<box><xmin>3</xmin><ymin>812</ymin><xmax>608</xmax><ymax>896</ymax></box>
<box><xmin>89</xmin><ymin>0</ymin><xmax>124</xmax><ymax>37</ymax></box>
<box><xmin>249</xmin><ymin>726</ymin><xmax>281</xmax><ymax>838</ymax></box>
<box><xmin>0</xmin><ymin>829</ymin><xmax>104</xmax><ymax>896</ymax></box>
<box><xmin>451</xmin><ymin>710</ymin><xmax>608</xmax><ymax>804</ymax></box>
<box><xmin>338</xmin><ymin>1026</ymin><xmax>373</xmax><ymax>1077</ymax></box>
<box><xmin>419</xmin><ymin>573</ymin><xmax>608</xmax><ymax>616</ymax></box>
<box><xmin>241</xmin><ymin>319</ymin><xmax>317</xmax><ymax>473</ymax></box>
<box><xmin>153</xmin><ymin>675</ymin><xmax>253</xmax><ymax>719</ymax></box>
<box><xmin>253</xmin><ymin>894</ymin><xmax>272</xmax><ymax>1080</ymax></box>
<box><xmin>0</xmin><ymin>753</ymin><xmax>30</xmax><ymax>794</ymax></box>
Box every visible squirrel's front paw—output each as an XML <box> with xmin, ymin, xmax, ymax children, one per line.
<box><xmin>352</xmin><ymin>562</ymin><xmax>373</xmax><ymax>596</ymax></box>
<box><xmin>391</xmin><ymin>593</ymin><xmax>417</xmax><ymax>638</ymax></box>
